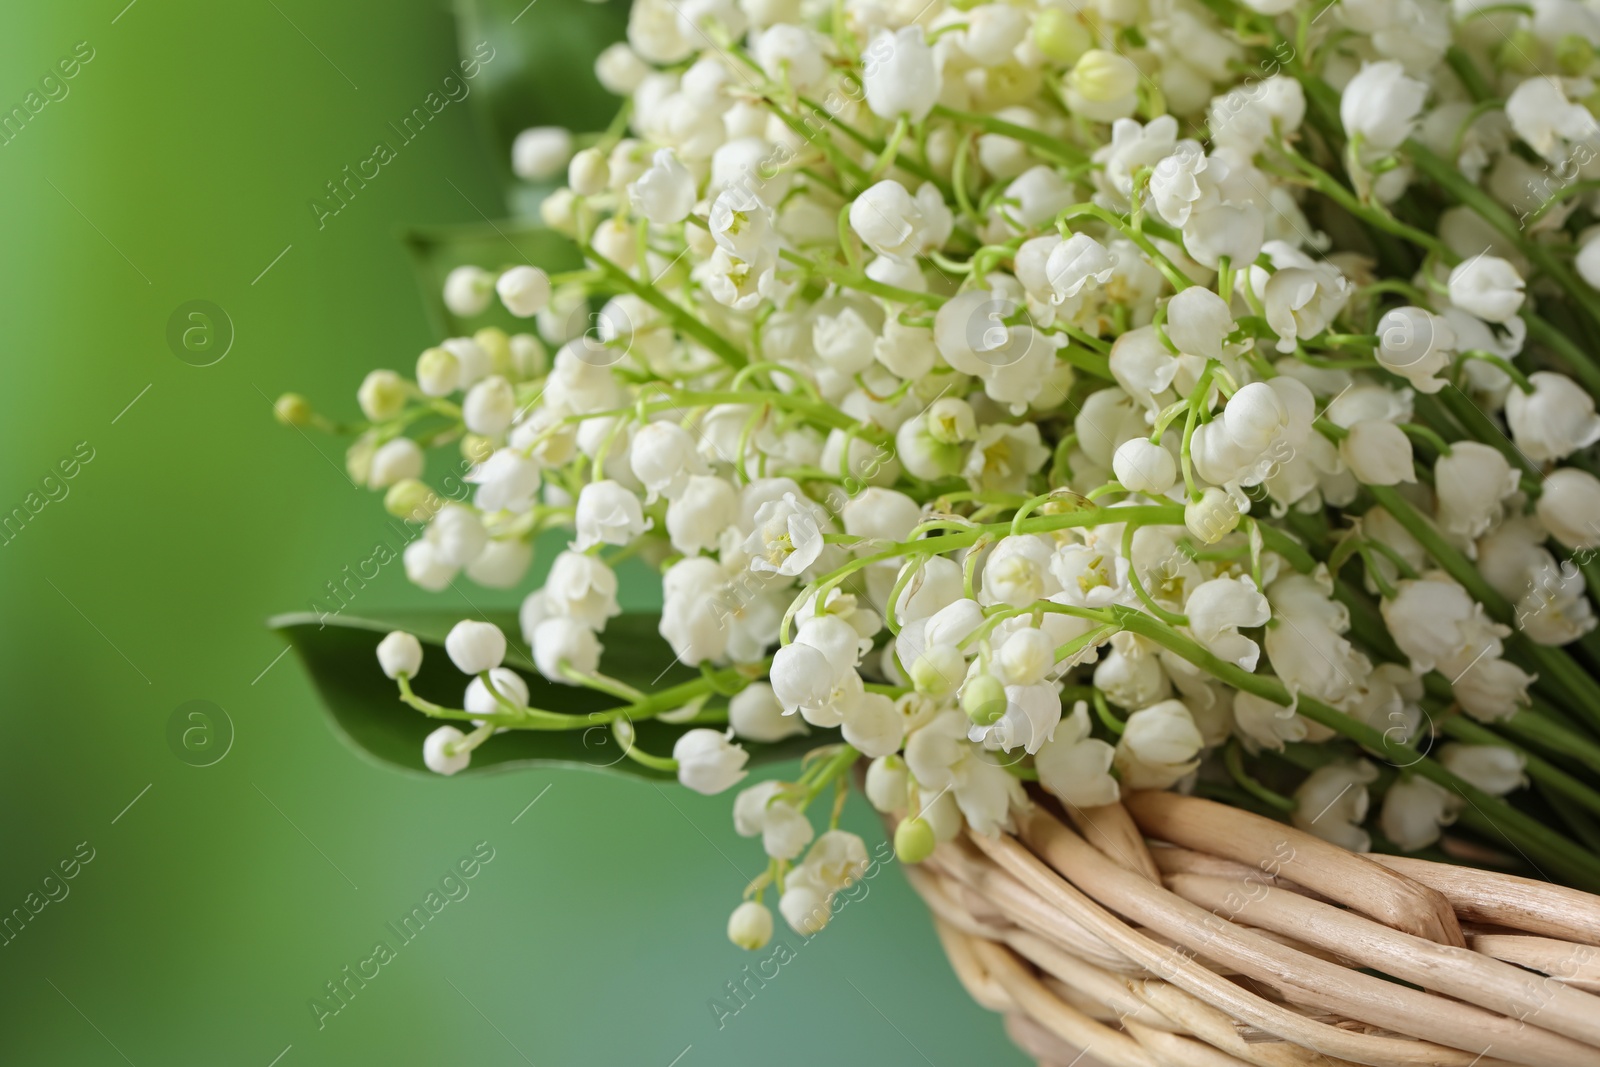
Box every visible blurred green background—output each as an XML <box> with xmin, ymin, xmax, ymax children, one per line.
<box><xmin>0</xmin><ymin>1</ymin><xmax>1023</xmax><ymax>1063</ymax></box>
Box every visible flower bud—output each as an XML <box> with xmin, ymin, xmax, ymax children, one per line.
<box><xmin>1578</xmin><ymin>230</ymin><xmax>1600</xmax><ymax>290</ymax></box>
<box><xmin>962</xmin><ymin>672</ymin><xmax>1008</xmax><ymax>726</ymax></box>
<box><xmin>778</xmin><ymin>884</ymin><xmax>830</xmax><ymax>935</ymax></box>
<box><xmin>496</xmin><ymin>266</ymin><xmax>551</xmax><ymax>319</ymax></box>
<box><xmin>384</xmin><ymin>479</ymin><xmax>438</xmax><ymax>522</ymax></box>
<box><xmin>345</xmin><ymin>434</ymin><xmax>376</xmax><ymax>485</ymax></box>
<box><xmin>369</xmin><ymin>436</ymin><xmax>424</xmax><ymax>489</ymax></box>
<box><xmin>1113</xmin><ymin>437</ymin><xmax>1177</xmax><ymax>494</ymax></box>
<box><xmin>1185</xmin><ymin>487</ymin><xmax>1240</xmax><ymax>544</ymax></box>
<box><xmin>893</xmin><ymin>816</ymin><xmax>936</xmax><ymax>864</ymax></box>
<box><xmin>531</xmin><ymin>617</ymin><xmax>601</xmax><ymax>682</ymax></box>
<box><xmin>475</xmin><ymin>327</ymin><xmax>512</xmax><ymax>375</ymax></box>
<box><xmin>568</xmin><ymin>147</ymin><xmax>609</xmax><ymax>197</ymax></box>
<box><xmin>590</xmin><ymin>216</ymin><xmax>637</xmax><ymax>269</ymax></box>
<box><xmin>274</xmin><ymin>392</ymin><xmax>313</xmax><ymax>427</ymax></box>
<box><xmin>444</xmin><ymin>619</ymin><xmax>506</xmax><ymax>675</ymax></box>
<box><xmin>911</xmin><ymin>644</ymin><xmax>965</xmax><ymax>696</ymax></box>
<box><xmin>461</xmin><ymin>433</ymin><xmax>495</xmax><ymax>466</ymax></box>
<box><xmin>510</xmin><ymin>333</ymin><xmax>547</xmax><ymax>379</ymax></box>
<box><xmin>539</xmin><ymin>188</ymin><xmax>578</xmax><ymax>235</ymax></box>
<box><xmin>444</xmin><ymin>265</ymin><xmax>494</xmax><ymax>317</ymax></box>
<box><xmin>727</xmin><ymin>901</ymin><xmax>773</xmax><ymax>951</ymax></box>
<box><xmin>376</xmin><ymin>630</ymin><xmax>422</xmax><ymax>679</ymax></box>
<box><xmin>511</xmin><ymin>126</ymin><xmax>573</xmax><ymax>181</ymax></box>
<box><xmin>357</xmin><ymin>369</ymin><xmax>407</xmax><ymax>422</ymax></box>
<box><xmin>1557</xmin><ymin>32</ymin><xmax>1593</xmax><ymax>75</ymax></box>
<box><xmin>463</xmin><ymin>375</ymin><xmax>516</xmax><ymax>437</ymax></box>
<box><xmin>595</xmin><ymin>42</ymin><xmax>648</xmax><ymax>95</ymax></box>
<box><xmin>1379</xmin><ymin>775</ymin><xmax>1459</xmax><ymax>851</ymax></box>
<box><xmin>1067</xmin><ymin>50</ymin><xmax>1138</xmax><ymax>103</ymax></box>
<box><xmin>1033</xmin><ymin>6</ymin><xmax>1091</xmax><ymax>62</ymax></box>
<box><xmin>416</xmin><ymin>346</ymin><xmax>460</xmax><ymax>397</ymax></box>
<box><xmin>422</xmin><ymin>725</ymin><xmax>471</xmax><ymax>775</ymax></box>
<box><xmin>864</xmin><ymin>754</ymin><xmax>908</xmax><ymax>813</ymax></box>
<box><xmin>403</xmin><ymin>539</ymin><xmax>457</xmax><ymax>592</ymax></box>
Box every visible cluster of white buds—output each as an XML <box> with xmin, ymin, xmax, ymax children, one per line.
<box><xmin>292</xmin><ymin>0</ymin><xmax>1600</xmax><ymax>945</ymax></box>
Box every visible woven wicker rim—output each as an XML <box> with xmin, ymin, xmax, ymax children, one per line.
<box><xmin>907</xmin><ymin>791</ymin><xmax>1600</xmax><ymax>1067</ymax></box>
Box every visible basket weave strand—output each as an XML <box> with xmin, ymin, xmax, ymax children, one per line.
<box><xmin>907</xmin><ymin>791</ymin><xmax>1600</xmax><ymax>1067</ymax></box>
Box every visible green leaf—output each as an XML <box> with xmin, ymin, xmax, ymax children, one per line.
<box><xmin>269</xmin><ymin>609</ymin><xmax>826</xmax><ymax>781</ymax></box>
<box><xmin>400</xmin><ymin>216</ymin><xmax>582</xmax><ymax>337</ymax></box>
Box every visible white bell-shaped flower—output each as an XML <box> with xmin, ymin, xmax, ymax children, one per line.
<box><xmin>1113</xmin><ymin>436</ymin><xmax>1178</xmax><ymax>494</ymax></box>
<box><xmin>1505</xmin><ymin>372</ymin><xmax>1600</xmax><ymax>463</ymax></box>
<box><xmin>1035</xmin><ymin>702</ymin><xmax>1119</xmax><ymax>807</ymax></box>
<box><xmin>542</xmin><ymin>550</ymin><xmax>621</xmax><ymax>630</ymax></box>
<box><xmin>1537</xmin><ymin>468</ymin><xmax>1600</xmax><ymax>550</ymax></box>
<box><xmin>423</xmin><ymin>725</ymin><xmax>472</xmax><ymax>776</ymax></box>
<box><xmin>1340</xmin><ymin>420</ymin><xmax>1416</xmax><ymax>486</ymax></box>
<box><xmin>666</xmin><ymin>475</ymin><xmax>738</xmax><ymax>556</ymax></box>
<box><xmin>525</xmin><ymin>617</ymin><xmax>597</xmax><ymax>688</ymax></box>
<box><xmin>1291</xmin><ymin>760</ymin><xmax>1377</xmax><ymax>851</ymax></box>
<box><xmin>727</xmin><ymin>901</ymin><xmax>773</xmax><ymax>951</ymax></box>
<box><xmin>444</xmin><ymin>619</ymin><xmax>506</xmax><ymax>675</ymax></box>
<box><xmin>1340</xmin><ymin>61</ymin><xmax>1427</xmax><ymax>152</ymax></box>
<box><xmin>428</xmin><ymin>508</ymin><xmax>483</xmax><ymax>572</ymax></box>
<box><xmin>673</xmin><ymin>728</ymin><xmax>749</xmax><ymax>795</ymax></box>
<box><xmin>1447</xmin><ymin>255</ymin><xmax>1525</xmax><ymax>325</ymax></box>
<box><xmin>629</xmin><ymin>421</ymin><xmax>708</xmax><ymax>502</ymax></box>
<box><xmin>743</xmin><ymin>491</ymin><xmax>826</xmax><ymax>576</ymax></box>
<box><xmin>1433</xmin><ymin>442</ymin><xmax>1519</xmax><ymax>543</ymax></box>
<box><xmin>730</xmin><ymin>682</ymin><xmax>806</xmax><ymax>743</ymax></box>
<box><xmin>574</xmin><ymin>480</ymin><xmax>650</xmax><ymax>550</ymax></box>
<box><xmin>377</xmin><ymin>631</ymin><xmax>422</xmax><ymax>679</ymax></box>
<box><xmin>1115</xmin><ymin>699</ymin><xmax>1203</xmax><ymax>789</ymax></box>
<box><xmin>511</xmin><ymin>126</ymin><xmax>573</xmax><ymax>180</ymax></box>
<box><xmin>496</xmin><ymin>266</ymin><xmax>550</xmax><ymax>318</ymax></box>
<box><xmin>1046</xmin><ymin>233</ymin><xmax>1116</xmax><ymax>302</ymax></box>
<box><xmin>848</xmin><ymin>180</ymin><xmax>952</xmax><ymax>264</ymax></box>
<box><xmin>1380</xmin><ymin>776</ymin><xmax>1459</xmax><ymax>851</ymax></box>
<box><xmin>1376</xmin><ymin>306</ymin><xmax>1453</xmax><ymax>393</ymax></box>
<box><xmin>862</xmin><ymin>26</ymin><xmax>941</xmax><ymax>121</ymax></box>
<box><xmin>1439</xmin><ymin>744</ymin><xmax>1527</xmax><ymax>795</ymax></box>
<box><xmin>1185</xmin><ymin>575</ymin><xmax>1271</xmax><ymax>671</ymax></box>
<box><xmin>628</xmin><ymin>148</ymin><xmax>696</xmax><ymax>225</ymax></box>
<box><xmin>471</xmin><ymin>449</ymin><xmax>541</xmax><ymax>514</ymax></box>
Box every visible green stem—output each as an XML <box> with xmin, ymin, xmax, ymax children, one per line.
<box><xmin>1445</xmin><ymin>45</ymin><xmax>1494</xmax><ymax>103</ymax></box>
<box><xmin>1225</xmin><ymin>741</ymin><xmax>1297</xmax><ymax>813</ymax></box>
<box><xmin>929</xmin><ymin>105</ymin><xmax>1088</xmax><ymax>166</ymax></box>
<box><xmin>1092</xmin><ymin>688</ymin><xmax>1124</xmax><ymax>736</ymax></box>
<box><xmin>801</xmin><ymin>745</ymin><xmax>860</xmax><ymax>807</ymax></box>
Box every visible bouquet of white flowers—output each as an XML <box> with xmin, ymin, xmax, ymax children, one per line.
<box><xmin>275</xmin><ymin>0</ymin><xmax>1600</xmax><ymax>1060</ymax></box>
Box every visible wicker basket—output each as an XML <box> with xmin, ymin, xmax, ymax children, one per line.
<box><xmin>905</xmin><ymin>791</ymin><xmax>1600</xmax><ymax>1067</ymax></box>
